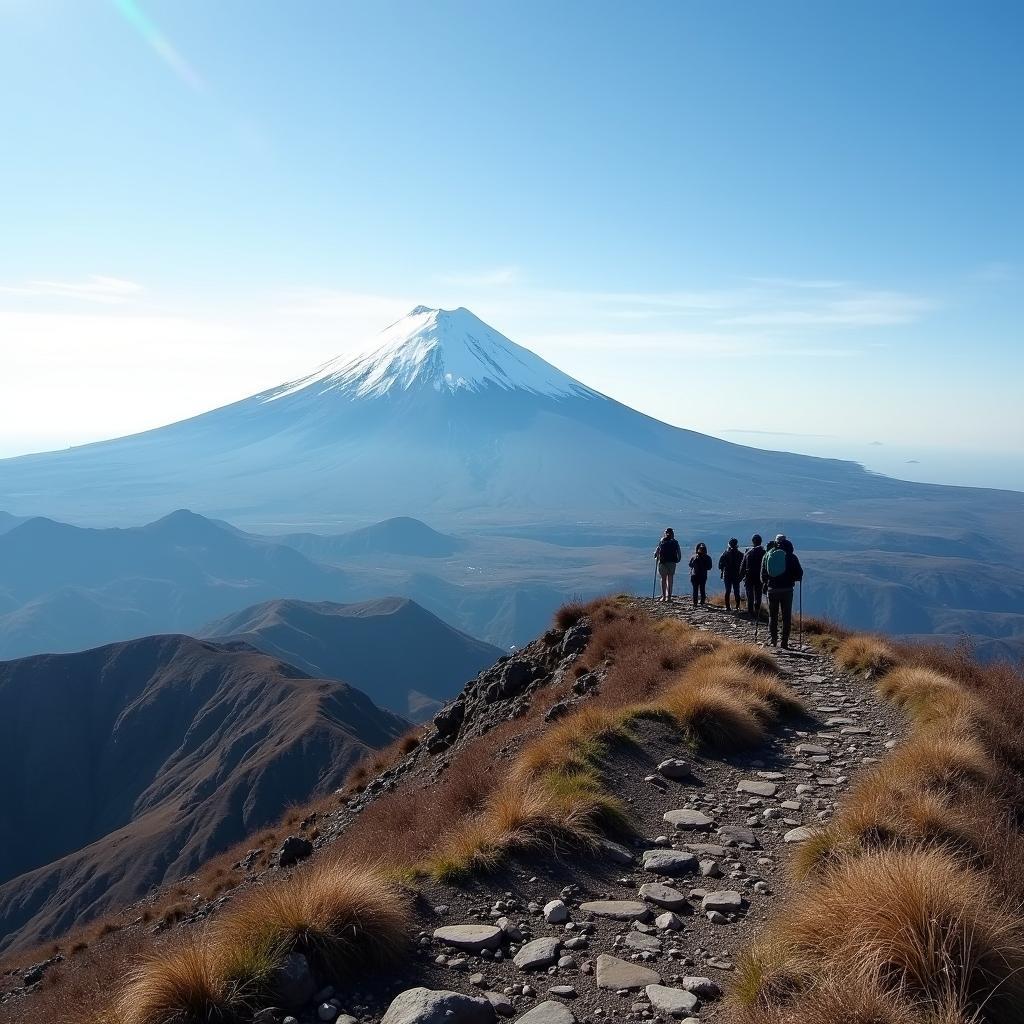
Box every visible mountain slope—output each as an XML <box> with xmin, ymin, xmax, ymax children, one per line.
<box><xmin>0</xmin><ymin>306</ymin><xmax>922</xmax><ymax>529</ymax></box>
<box><xmin>0</xmin><ymin>634</ymin><xmax>407</xmax><ymax>954</ymax></box>
<box><xmin>275</xmin><ymin>517</ymin><xmax>464</xmax><ymax>562</ymax></box>
<box><xmin>199</xmin><ymin>597</ymin><xmax>504</xmax><ymax>719</ymax></box>
<box><xmin>0</xmin><ymin>510</ymin><xmax>352</xmax><ymax>660</ymax></box>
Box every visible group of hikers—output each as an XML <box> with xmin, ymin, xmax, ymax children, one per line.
<box><xmin>653</xmin><ymin>528</ymin><xmax>805</xmax><ymax>649</ymax></box>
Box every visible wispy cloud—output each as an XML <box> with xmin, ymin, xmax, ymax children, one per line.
<box><xmin>436</xmin><ymin>266</ymin><xmax>521</xmax><ymax>287</ymax></box>
<box><xmin>716</xmin><ymin>291</ymin><xmax>933</xmax><ymax>328</ymax></box>
<box><xmin>0</xmin><ymin>275</ymin><xmax>144</xmax><ymax>305</ymax></box>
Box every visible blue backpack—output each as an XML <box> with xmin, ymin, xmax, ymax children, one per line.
<box><xmin>764</xmin><ymin>548</ymin><xmax>787</xmax><ymax>578</ymax></box>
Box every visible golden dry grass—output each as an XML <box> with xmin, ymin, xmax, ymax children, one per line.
<box><xmin>835</xmin><ymin>634</ymin><xmax>898</xmax><ymax>675</ymax></box>
<box><xmin>219</xmin><ymin>859</ymin><xmax>411</xmax><ymax>977</ymax></box>
<box><xmin>712</xmin><ymin>642</ymin><xmax>780</xmax><ymax>676</ymax></box>
<box><xmin>877</xmin><ymin>666</ymin><xmax>980</xmax><ymax>729</ymax></box>
<box><xmin>97</xmin><ymin>860</ymin><xmax>412</xmax><ymax>1024</ymax></box>
<box><xmin>114</xmin><ymin>936</ymin><xmax>236</xmax><ymax>1024</ymax></box>
<box><xmin>740</xmin><ymin>850</ymin><xmax>1024</xmax><ymax>1021</ymax></box>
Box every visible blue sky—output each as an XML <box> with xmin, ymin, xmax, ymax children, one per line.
<box><xmin>1</xmin><ymin>1</ymin><xmax>1021</xmax><ymax>487</ymax></box>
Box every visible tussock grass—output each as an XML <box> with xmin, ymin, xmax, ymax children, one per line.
<box><xmin>740</xmin><ymin>623</ymin><xmax>1024</xmax><ymax>1024</ymax></box>
<box><xmin>877</xmin><ymin>666</ymin><xmax>979</xmax><ymax>729</ymax></box>
<box><xmin>220</xmin><ymin>859</ymin><xmax>410</xmax><ymax>977</ymax></box>
<box><xmin>779</xmin><ymin>851</ymin><xmax>1023</xmax><ymax>1017</ymax></box>
<box><xmin>103</xmin><ymin>861</ymin><xmax>412</xmax><ymax>1024</ymax></box>
<box><xmin>711</xmin><ymin>642</ymin><xmax>780</xmax><ymax>676</ymax></box>
<box><xmin>835</xmin><ymin>634</ymin><xmax>898</xmax><ymax>675</ymax></box>
<box><xmin>115</xmin><ymin>937</ymin><xmax>236</xmax><ymax>1024</ymax></box>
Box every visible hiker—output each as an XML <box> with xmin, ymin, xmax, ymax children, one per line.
<box><xmin>718</xmin><ymin>538</ymin><xmax>744</xmax><ymax>612</ymax></box>
<box><xmin>760</xmin><ymin>533</ymin><xmax>804</xmax><ymax>649</ymax></box>
<box><xmin>653</xmin><ymin>527</ymin><xmax>682</xmax><ymax>602</ymax></box>
<box><xmin>688</xmin><ymin>542</ymin><xmax>713</xmax><ymax>607</ymax></box>
<box><xmin>740</xmin><ymin>533</ymin><xmax>765</xmax><ymax>618</ymax></box>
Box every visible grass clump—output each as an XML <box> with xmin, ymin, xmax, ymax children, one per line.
<box><xmin>104</xmin><ymin>861</ymin><xmax>412</xmax><ymax>1024</ymax></box>
<box><xmin>835</xmin><ymin>634</ymin><xmax>898</xmax><ymax>675</ymax></box>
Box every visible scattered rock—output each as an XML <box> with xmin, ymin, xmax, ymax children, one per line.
<box><xmin>657</xmin><ymin>758</ymin><xmax>691</xmax><ymax>780</ymax></box>
<box><xmin>642</xmin><ymin>849</ymin><xmax>698</xmax><ymax>876</ymax></box>
<box><xmin>543</xmin><ymin>900</ymin><xmax>568</xmax><ymax>924</ymax></box>
<box><xmin>736</xmin><ymin>780</ymin><xmax>777</xmax><ymax>797</ymax></box>
<box><xmin>276</xmin><ymin>835</ymin><xmax>313</xmax><ymax>868</ymax></box>
<box><xmin>595</xmin><ymin>954</ymin><xmax>661</xmax><ymax>990</ymax></box>
<box><xmin>638</xmin><ymin>882</ymin><xmax>688</xmax><ymax>911</ymax></box>
<box><xmin>663</xmin><ymin>809</ymin><xmax>714</xmax><ymax>831</ymax></box>
<box><xmin>434</xmin><ymin>925</ymin><xmax>505</xmax><ymax>952</ymax></box>
<box><xmin>514</xmin><ymin>938</ymin><xmax>562</xmax><ymax>971</ymax></box>
<box><xmin>381</xmin><ymin>987</ymin><xmax>496</xmax><ymax>1024</ymax></box>
<box><xmin>783</xmin><ymin>826</ymin><xmax>816</xmax><ymax>843</ymax></box>
<box><xmin>645</xmin><ymin>984</ymin><xmax>700</xmax><ymax>1017</ymax></box>
<box><xmin>515</xmin><ymin>1000</ymin><xmax>577</xmax><ymax>1024</ymax></box>
<box><xmin>701</xmin><ymin>891</ymin><xmax>743</xmax><ymax>913</ymax></box>
<box><xmin>578</xmin><ymin>900</ymin><xmax>650</xmax><ymax>921</ymax></box>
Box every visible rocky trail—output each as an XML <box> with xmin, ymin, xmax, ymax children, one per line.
<box><xmin>262</xmin><ymin>599</ymin><xmax>902</xmax><ymax>1024</ymax></box>
<box><xmin>0</xmin><ymin>598</ymin><xmax>904</xmax><ymax>1024</ymax></box>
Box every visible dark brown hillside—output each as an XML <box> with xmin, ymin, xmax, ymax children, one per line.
<box><xmin>198</xmin><ymin>596</ymin><xmax>504</xmax><ymax>719</ymax></box>
<box><xmin>0</xmin><ymin>635</ymin><xmax>407</xmax><ymax>954</ymax></box>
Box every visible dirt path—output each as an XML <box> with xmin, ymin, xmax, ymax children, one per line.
<box><xmin>332</xmin><ymin>599</ymin><xmax>905</xmax><ymax>1023</ymax></box>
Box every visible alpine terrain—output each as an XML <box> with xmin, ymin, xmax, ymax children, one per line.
<box><xmin>1</xmin><ymin>306</ymin><xmax>1022</xmax><ymax>656</ymax></box>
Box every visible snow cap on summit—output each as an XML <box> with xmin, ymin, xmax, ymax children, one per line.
<box><xmin>268</xmin><ymin>305</ymin><xmax>597</xmax><ymax>401</ymax></box>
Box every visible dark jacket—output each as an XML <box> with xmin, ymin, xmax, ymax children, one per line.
<box><xmin>740</xmin><ymin>545</ymin><xmax>764</xmax><ymax>582</ymax></box>
<box><xmin>655</xmin><ymin>538</ymin><xmax>681</xmax><ymax>564</ymax></box>
<box><xmin>689</xmin><ymin>552</ymin><xmax>713</xmax><ymax>579</ymax></box>
<box><xmin>761</xmin><ymin>540</ymin><xmax>804</xmax><ymax>591</ymax></box>
<box><xmin>718</xmin><ymin>546</ymin><xmax>743</xmax><ymax>582</ymax></box>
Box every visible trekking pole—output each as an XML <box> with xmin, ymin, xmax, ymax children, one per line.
<box><xmin>651</xmin><ymin>563</ymin><xmax>658</xmax><ymax>601</ymax></box>
<box><xmin>753</xmin><ymin>597</ymin><xmax>760</xmax><ymax>643</ymax></box>
<box><xmin>798</xmin><ymin>580</ymin><xmax>803</xmax><ymax>648</ymax></box>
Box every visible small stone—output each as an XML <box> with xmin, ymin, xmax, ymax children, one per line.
<box><xmin>784</xmin><ymin>826</ymin><xmax>815</xmax><ymax>843</ymax></box>
<box><xmin>624</xmin><ymin>932</ymin><xmax>662</xmax><ymax>953</ymax></box>
<box><xmin>638</xmin><ymin>883</ymin><xmax>688</xmax><ymax>911</ymax></box>
<box><xmin>381</xmin><ymin>988</ymin><xmax>495</xmax><ymax>1024</ymax></box>
<box><xmin>736</xmin><ymin>780</ymin><xmax>777</xmax><ymax>797</ymax></box>
<box><xmin>549</xmin><ymin>985</ymin><xmax>578</xmax><ymax>998</ymax></box>
<box><xmin>657</xmin><ymin>758</ymin><xmax>692</xmax><ymax>779</ymax></box>
<box><xmin>663</xmin><ymin>809</ymin><xmax>714</xmax><ymax>831</ymax></box>
<box><xmin>682</xmin><ymin>977</ymin><xmax>721</xmax><ymax>998</ymax></box>
<box><xmin>655</xmin><ymin>911</ymin><xmax>683</xmax><ymax>931</ymax></box>
<box><xmin>318</xmin><ymin>1005</ymin><xmax>338</xmax><ymax>1022</ymax></box>
<box><xmin>645</xmin><ymin>984</ymin><xmax>699</xmax><ymax>1017</ymax></box>
<box><xmin>641</xmin><ymin>850</ymin><xmax>698</xmax><ymax>876</ymax></box>
<box><xmin>595</xmin><ymin>954</ymin><xmax>661</xmax><ymax>990</ymax></box>
<box><xmin>516</xmin><ymin>1000</ymin><xmax>577</xmax><ymax>1024</ymax></box>
<box><xmin>514</xmin><ymin>938</ymin><xmax>562</xmax><ymax>971</ymax></box>
<box><xmin>701</xmin><ymin>890</ymin><xmax>743</xmax><ymax>913</ymax></box>
<box><xmin>578</xmin><ymin>900</ymin><xmax>650</xmax><ymax>921</ymax></box>
<box><xmin>706</xmin><ymin>910</ymin><xmax>728</xmax><ymax>924</ymax></box>
<box><xmin>486</xmin><ymin>991</ymin><xmax>515</xmax><ymax>1017</ymax></box>
<box><xmin>544</xmin><ymin>900</ymin><xmax>569</xmax><ymax>924</ymax></box>
<box><xmin>434</xmin><ymin>925</ymin><xmax>505</xmax><ymax>952</ymax></box>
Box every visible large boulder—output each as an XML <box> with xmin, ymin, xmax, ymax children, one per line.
<box><xmin>381</xmin><ymin>987</ymin><xmax>496</xmax><ymax>1024</ymax></box>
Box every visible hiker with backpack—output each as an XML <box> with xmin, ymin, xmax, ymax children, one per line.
<box><xmin>653</xmin><ymin>527</ymin><xmax>682</xmax><ymax>602</ymax></box>
<box><xmin>688</xmin><ymin>542</ymin><xmax>713</xmax><ymax>607</ymax></box>
<box><xmin>760</xmin><ymin>533</ymin><xmax>804</xmax><ymax>649</ymax></box>
<box><xmin>740</xmin><ymin>533</ymin><xmax>765</xmax><ymax>618</ymax></box>
<box><xmin>718</xmin><ymin>538</ymin><xmax>744</xmax><ymax>612</ymax></box>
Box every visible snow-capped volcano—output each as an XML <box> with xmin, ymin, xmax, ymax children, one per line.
<box><xmin>268</xmin><ymin>306</ymin><xmax>596</xmax><ymax>401</ymax></box>
<box><xmin>0</xmin><ymin>305</ymin><xmax>918</xmax><ymax>528</ymax></box>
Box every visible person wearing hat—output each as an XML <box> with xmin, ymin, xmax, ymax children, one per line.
<box><xmin>760</xmin><ymin>534</ymin><xmax>804</xmax><ymax>648</ymax></box>
<box><xmin>718</xmin><ymin>538</ymin><xmax>744</xmax><ymax>612</ymax></box>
